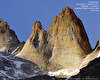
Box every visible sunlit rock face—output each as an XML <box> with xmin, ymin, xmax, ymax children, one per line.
<box><xmin>0</xmin><ymin>19</ymin><xmax>19</xmax><ymax>53</ymax></box>
<box><xmin>17</xmin><ymin>21</ymin><xmax>51</xmax><ymax>71</ymax></box>
<box><xmin>17</xmin><ymin>7</ymin><xmax>92</xmax><ymax>77</ymax></box>
<box><xmin>47</xmin><ymin>7</ymin><xmax>92</xmax><ymax>73</ymax></box>
<box><xmin>0</xmin><ymin>6</ymin><xmax>100</xmax><ymax>79</ymax></box>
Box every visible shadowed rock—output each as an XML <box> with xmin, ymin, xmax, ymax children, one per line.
<box><xmin>1</xmin><ymin>57</ymin><xmax>99</xmax><ymax>80</ymax></box>
<box><xmin>0</xmin><ymin>52</ymin><xmax>43</xmax><ymax>79</ymax></box>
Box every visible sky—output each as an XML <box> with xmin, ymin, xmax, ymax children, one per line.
<box><xmin>0</xmin><ymin>0</ymin><xmax>100</xmax><ymax>49</ymax></box>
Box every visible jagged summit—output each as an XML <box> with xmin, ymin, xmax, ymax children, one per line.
<box><xmin>0</xmin><ymin>7</ymin><xmax>100</xmax><ymax>79</ymax></box>
<box><xmin>17</xmin><ymin>7</ymin><xmax>92</xmax><ymax>77</ymax></box>
<box><xmin>32</xmin><ymin>21</ymin><xmax>42</xmax><ymax>30</ymax></box>
<box><xmin>48</xmin><ymin>7</ymin><xmax>91</xmax><ymax>52</ymax></box>
<box><xmin>0</xmin><ymin>19</ymin><xmax>19</xmax><ymax>53</ymax></box>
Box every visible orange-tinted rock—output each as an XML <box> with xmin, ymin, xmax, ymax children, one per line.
<box><xmin>17</xmin><ymin>7</ymin><xmax>92</xmax><ymax>77</ymax></box>
<box><xmin>0</xmin><ymin>19</ymin><xmax>19</xmax><ymax>53</ymax></box>
<box><xmin>46</xmin><ymin>7</ymin><xmax>92</xmax><ymax>77</ymax></box>
<box><xmin>17</xmin><ymin>21</ymin><xmax>51</xmax><ymax>71</ymax></box>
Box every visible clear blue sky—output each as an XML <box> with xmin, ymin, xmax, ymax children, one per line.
<box><xmin>0</xmin><ymin>0</ymin><xmax>100</xmax><ymax>49</ymax></box>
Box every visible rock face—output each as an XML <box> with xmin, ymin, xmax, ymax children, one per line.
<box><xmin>72</xmin><ymin>57</ymin><xmax>100</xmax><ymax>78</ymax></box>
<box><xmin>47</xmin><ymin>7</ymin><xmax>91</xmax><ymax>72</ymax></box>
<box><xmin>0</xmin><ymin>19</ymin><xmax>19</xmax><ymax>53</ymax></box>
<box><xmin>0</xmin><ymin>52</ymin><xmax>43</xmax><ymax>79</ymax></box>
<box><xmin>80</xmin><ymin>40</ymin><xmax>100</xmax><ymax>69</ymax></box>
<box><xmin>11</xmin><ymin>41</ymin><xmax>25</xmax><ymax>55</ymax></box>
<box><xmin>17</xmin><ymin>7</ymin><xmax>92</xmax><ymax>77</ymax></box>
<box><xmin>17</xmin><ymin>21</ymin><xmax>50</xmax><ymax>71</ymax></box>
<box><xmin>0</xmin><ymin>6</ymin><xmax>100</xmax><ymax>79</ymax></box>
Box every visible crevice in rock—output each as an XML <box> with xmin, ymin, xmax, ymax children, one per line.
<box><xmin>33</xmin><ymin>33</ymin><xmax>39</xmax><ymax>48</ymax></box>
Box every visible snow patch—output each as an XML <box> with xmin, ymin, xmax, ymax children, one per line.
<box><xmin>0</xmin><ymin>47</ymin><xmax>6</xmax><ymax>52</ymax></box>
<box><xmin>16</xmin><ymin>52</ymin><xmax>20</xmax><ymax>56</ymax></box>
<box><xmin>13</xmin><ymin>69</ymin><xmax>24</xmax><ymax>77</ymax></box>
<box><xmin>3</xmin><ymin>78</ymin><xmax>7</xmax><ymax>80</ymax></box>
<box><xmin>0</xmin><ymin>52</ymin><xmax>43</xmax><ymax>79</ymax></box>
<box><xmin>48</xmin><ymin>69</ymin><xmax>79</xmax><ymax>76</ymax></box>
<box><xmin>5</xmin><ymin>67</ymin><xmax>12</xmax><ymax>70</ymax></box>
<box><xmin>65</xmin><ymin>77</ymin><xmax>71</xmax><ymax>80</ymax></box>
<box><xmin>0</xmin><ymin>70</ymin><xmax>13</xmax><ymax>79</ymax></box>
<box><xmin>14</xmin><ymin>61</ymin><xmax>24</xmax><ymax>68</ymax></box>
<box><xmin>97</xmin><ymin>51</ymin><xmax>100</xmax><ymax>58</ymax></box>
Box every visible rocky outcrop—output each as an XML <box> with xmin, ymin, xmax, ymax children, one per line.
<box><xmin>79</xmin><ymin>40</ymin><xmax>100</xmax><ymax>69</ymax></box>
<box><xmin>17</xmin><ymin>7</ymin><xmax>93</xmax><ymax>77</ymax></box>
<box><xmin>0</xmin><ymin>52</ymin><xmax>43</xmax><ymax>79</ymax></box>
<box><xmin>47</xmin><ymin>7</ymin><xmax>92</xmax><ymax>74</ymax></box>
<box><xmin>0</xmin><ymin>6</ymin><xmax>100</xmax><ymax>79</ymax></box>
<box><xmin>11</xmin><ymin>41</ymin><xmax>25</xmax><ymax>55</ymax></box>
<box><xmin>0</xmin><ymin>19</ymin><xmax>19</xmax><ymax>53</ymax></box>
<box><xmin>17</xmin><ymin>21</ymin><xmax>51</xmax><ymax>71</ymax></box>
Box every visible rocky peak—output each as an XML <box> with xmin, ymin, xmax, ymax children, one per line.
<box><xmin>30</xmin><ymin>21</ymin><xmax>42</xmax><ymax>39</ymax></box>
<box><xmin>17</xmin><ymin>7</ymin><xmax>95</xmax><ymax>78</ymax></box>
<box><xmin>0</xmin><ymin>19</ymin><xmax>18</xmax><ymax>38</ymax></box>
<box><xmin>0</xmin><ymin>19</ymin><xmax>19</xmax><ymax>53</ymax></box>
<box><xmin>0</xmin><ymin>22</ymin><xmax>10</xmax><ymax>30</ymax></box>
<box><xmin>30</xmin><ymin>21</ymin><xmax>47</xmax><ymax>48</ymax></box>
<box><xmin>95</xmin><ymin>39</ymin><xmax>100</xmax><ymax>49</ymax></box>
<box><xmin>0</xmin><ymin>19</ymin><xmax>2</xmax><ymax>22</ymax></box>
<box><xmin>32</xmin><ymin>21</ymin><xmax>42</xmax><ymax>31</ymax></box>
<box><xmin>0</xmin><ymin>6</ymin><xmax>100</xmax><ymax>79</ymax></box>
<box><xmin>48</xmin><ymin>7</ymin><xmax>91</xmax><ymax>53</ymax></box>
<box><xmin>18</xmin><ymin>21</ymin><xmax>50</xmax><ymax>71</ymax></box>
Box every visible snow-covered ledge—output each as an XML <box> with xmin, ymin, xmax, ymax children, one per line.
<box><xmin>97</xmin><ymin>50</ymin><xmax>100</xmax><ymax>58</ymax></box>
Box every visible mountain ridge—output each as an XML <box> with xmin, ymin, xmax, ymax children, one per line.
<box><xmin>0</xmin><ymin>6</ymin><xmax>100</xmax><ymax>79</ymax></box>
